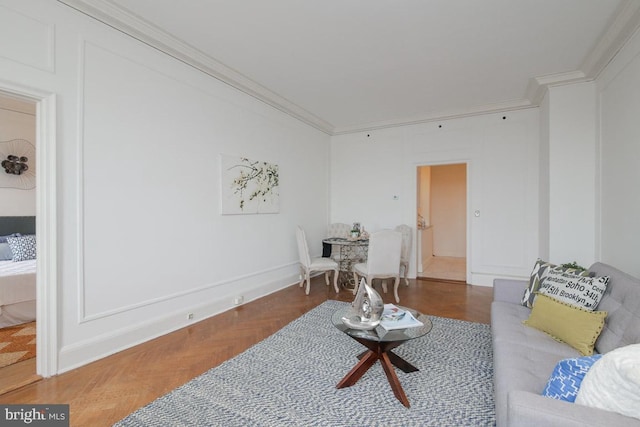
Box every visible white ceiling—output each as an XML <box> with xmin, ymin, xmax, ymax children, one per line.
<box><xmin>62</xmin><ymin>0</ymin><xmax>640</xmax><ymax>134</ymax></box>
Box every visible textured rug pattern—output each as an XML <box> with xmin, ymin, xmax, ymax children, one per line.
<box><xmin>0</xmin><ymin>321</ymin><xmax>36</xmax><ymax>368</ymax></box>
<box><xmin>115</xmin><ymin>301</ymin><xmax>494</xmax><ymax>426</ymax></box>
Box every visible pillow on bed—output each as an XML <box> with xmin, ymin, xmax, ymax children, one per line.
<box><xmin>6</xmin><ymin>234</ymin><xmax>36</xmax><ymax>262</ymax></box>
<box><xmin>0</xmin><ymin>232</ymin><xmax>20</xmax><ymax>243</ymax></box>
<box><xmin>0</xmin><ymin>242</ymin><xmax>13</xmax><ymax>260</ymax></box>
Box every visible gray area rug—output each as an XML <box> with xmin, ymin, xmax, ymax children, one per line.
<box><xmin>115</xmin><ymin>300</ymin><xmax>494</xmax><ymax>426</ymax></box>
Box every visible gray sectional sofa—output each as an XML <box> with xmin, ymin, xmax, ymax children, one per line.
<box><xmin>491</xmin><ymin>262</ymin><xmax>640</xmax><ymax>426</ymax></box>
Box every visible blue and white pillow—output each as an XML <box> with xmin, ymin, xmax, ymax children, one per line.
<box><xmin>0</xmin><ymin>232</ymin><xmax>20</xmax><ymax>243</ymax></box>
<box><xmin>542</xmin><ymin>354</ymin><xmax>602</xmax><ymax>402</ymax></box>
<box><xmin>6</xmin><ymin>234</ymin><xmax>36</xmax><ymax>262</ymax></box>
<box><xmin>0</xmin><ymin>242</ymin><xmax>13</xmax><ymax>260</ymax></box>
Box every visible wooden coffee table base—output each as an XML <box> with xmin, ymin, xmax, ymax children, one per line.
<box><xmin>336</xmin><ymin>337</ymin><xmax>419</xmax><ymax>408</ymax></box>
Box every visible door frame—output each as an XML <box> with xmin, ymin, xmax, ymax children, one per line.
<box><xmin>414</xmin><ymin>160</ymin><xmax>470</xmax><ymax>283</ymax></box>
<box><xmin>1</xmin><ymin>82</ymin><xmax>58</xmax><ymax>377</ymax></box>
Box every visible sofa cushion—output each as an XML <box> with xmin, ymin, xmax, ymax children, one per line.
<box><xmin>523</xmin><ymin>294</ymin><xmax>607</xmax><ymax>356</ymax></box>
<box><xmin>576</xmin><ymin>343</ymin><xmax>640</xmax><ymax>420</ymax></box>
<box><xmin>542</xmin><ymin>354</ymin><xmax>602</xmax><ymax>402</ymax></box>
<box><xmin>589</xmin><ymin>263</ymin><xmax>640</xmax><ymax>354</ymax></box>
<box><xmin>508</xmin><ymin>390</ymin><xmax>640</xmax><ymax>427</ymax></box>
<box><xmin>521</xmin><ymin>259</ymin><xmax>591</xmax><ymax>308</ymax></box>
<box><xmin>492</xmin><ymin>301</ymin><xmax>585</xmax><ymax>355</ymax></box>
<box><xmin>493</xmin><ymin>337</ymin><xmax>579</xmax><ymax>427</ymax></box>
<box><xmin>491</xmin><ymin>299</ymin><xmax>582</xmax><ymax>427</ymax></box>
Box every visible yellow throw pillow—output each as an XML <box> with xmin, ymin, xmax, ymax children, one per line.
<box><xmin>523</xmin><ymin>294</ymin><xmax>607</xmax><ymax>356</ymax></box>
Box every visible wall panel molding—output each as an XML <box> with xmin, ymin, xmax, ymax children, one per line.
<box><xmin>0</xmin><ymin>4</ymin><xmax>55</xmax><ymax>72</ymax></box>
<box><xmin>58</xmin><ymin>0</ymin><xmax>334</xmax><ymax>134</ymax></box>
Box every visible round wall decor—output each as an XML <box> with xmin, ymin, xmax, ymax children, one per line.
<box><xmin>0</xmin><ymin>139</ymin><xmax>36</xmax><ymax>190</ymax></box>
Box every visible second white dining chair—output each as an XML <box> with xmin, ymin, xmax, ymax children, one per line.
<box><xmin>395</xmin><ymin>224</ymin><xmax>413</xmax><ymax>286</ymax></box>
<box><xmin>296</xmin><ymin>225</ymin><xmax>340</xmax><ymax>295</ymax></box>
<box><xmin>352</xmin><ymin>229</ymin><xmax>403</xmax><ymax>303</ymax></box>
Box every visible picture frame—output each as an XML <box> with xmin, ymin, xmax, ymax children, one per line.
<box><xmin>220</xmin><ymin>154</ymin><xmax>279</xmax><ymax>215</ymax></box>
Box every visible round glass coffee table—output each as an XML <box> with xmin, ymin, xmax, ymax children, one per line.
<box><xmin>332</xmin><ymin>305</ymin><xmax>433</xmax><ymax>408</ymax></box>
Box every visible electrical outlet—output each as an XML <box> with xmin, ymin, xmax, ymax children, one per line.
<box><xmin>233</xmin><ymin>296</ymin><xmax>244</xmax><ymax>305</ymax></box>
<box><xmin>187</xmin><ymin>313</ymin><xmax>194</xmax><ymax>320</ymax></box>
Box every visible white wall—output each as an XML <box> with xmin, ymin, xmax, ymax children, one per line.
<box><xmin>331</xmin><ymin>108</ymin><xmax>540</xmax><ymax>285</ymax></box>
<box><xmin>0</xmin><ymin>96</ymin><xmax>36</xmax><ymax>215</ymax></box>
<box><xmin>1</xmin><ymin>0</ymin><xmax>330</xmax><ymax>373</ymax></box>
<box><xmin>430</xmin><ymin>164</ymin><xmax>466</xmax><ymax>257</ymax></box>
<box><xmin>538</xmin><ymin>92</ymin><xmax>551</xmax><ymax>261</ymax></box>
<box><xmin>597</xmin><ymin>27</ymin><xmax>640</xmax><ymax>277</ymax></box>
<box><xmin>545</xmin><ymin>82</ymin><xmax>597</xmax><ymax>268</ymax></box>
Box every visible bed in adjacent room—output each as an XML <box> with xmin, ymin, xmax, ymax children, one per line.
<box><xmin>0</xmin><ymin>216</ymin><xmax>36</xmax><ymax>328</ymax></box>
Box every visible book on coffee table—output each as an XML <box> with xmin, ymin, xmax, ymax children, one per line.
<box><xmin>380</xmin><ymin>304</ymin><xmax>424</xmax><ymax>330</ymax></box>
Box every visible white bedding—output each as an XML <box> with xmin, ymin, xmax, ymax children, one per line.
<box><xmin>0</xmin><ymin>259</ymin><xmax>36</xmax><ymax>308</ymax></box>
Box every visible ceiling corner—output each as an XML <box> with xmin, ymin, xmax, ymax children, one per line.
<box><xmin>580</xmin><ymin>0</ymin><xmax>640</xmax><ymax>79</ymax></box>
<box><xmin>524</xmin><ymin>0</ymin><xmax>640</xmax><ymax>108</ymax></box>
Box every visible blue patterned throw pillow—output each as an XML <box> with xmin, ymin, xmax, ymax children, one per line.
<box><xmin>542</xmin><ymin>355</ymin><xmax>602</xmax><ymax>402</ymax></box>
<box><xmin>6</xmin><ymin>234</ymin><xmax>36</xmax><ymax>262</ymax></box>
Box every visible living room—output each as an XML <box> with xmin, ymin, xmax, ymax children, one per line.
<box><xmin>1</xmin><ymin>1</ymin><xmax>639</xmax><ymax>422</ymax></box>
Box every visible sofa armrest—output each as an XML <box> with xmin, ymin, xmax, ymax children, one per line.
<box><xmin>508</xmin><ymin>391</ymin><xmax>640</xmax><ymax>427</ymax></box>
<box><xmin>493</xmin><ymin>278</ymin><xmax>527</xmax><ymax>304</ymax></box>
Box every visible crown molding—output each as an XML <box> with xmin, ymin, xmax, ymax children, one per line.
<box><xmin>57</xmin><ymin>0</ymin><xmax>640</xmax><ymax>137</ymax></box>
<box><xmin>524</xmin><ymin>0</ymin><xmax>640</xmax><ymax>108</ymax></box>
<box><xmin>581</xmin><ymin>0</ymin><xmax>640</xmax><ymax>80</ymax></box>
<box><xmin>57</xmin><ymin>0</ymin><xmax>335</xmax><ymax>135</ymax></box>
<box><xmin>332</xmin><ymin>99</ymin><xmax>535</xmax><ymax>135</ymax></box>
<box><xmin>524</xmin><ymin>70</ymin><xmax>589</xmax><ymax>106</ymax></box>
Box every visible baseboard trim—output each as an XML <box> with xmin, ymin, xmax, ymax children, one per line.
<box><xmin>57</xmin><ymin>274</ymin><xmax>298</xmax><ymax>374</ymax></box>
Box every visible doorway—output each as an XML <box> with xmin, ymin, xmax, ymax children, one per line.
<box><xmin>417</xmin><ymin>163</ymin><xmax>467</xmax><ymax>282</ymax></box>
<box><xmin>0</xmin><ymin>93</ymin><xmax>40</xmax><ymax>392</ymax></box>
<box><xmin>0</xmin><ymin>85</ymin><xmax>56</xmax><ymax>388</ymax></box>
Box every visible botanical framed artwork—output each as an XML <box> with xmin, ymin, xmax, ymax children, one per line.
<box><xmin>220</xmin><ymin>154</ymin><xmax>279</xmax><ymax>214</ymax></box>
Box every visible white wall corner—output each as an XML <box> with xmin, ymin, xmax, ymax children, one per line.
<box><xmin>525</xmin><ymin>1</ymin><xmax>640</xmax><ymax>109</ymax></box>
<box><xmin>547</xmin><ymin>82</ymin><xmax>597</xmax><ymax>266</ymax></box>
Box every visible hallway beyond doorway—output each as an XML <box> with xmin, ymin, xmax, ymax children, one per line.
<box><xmin>420</xmin><ymin>256</ymin><xmax>466</xmax><ymax>282</ymax></box>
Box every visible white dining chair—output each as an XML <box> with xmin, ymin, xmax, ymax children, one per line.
<box><xmin>327</xmin><ymin>223</ymin><xmax>351</xmax><ymax>239</ymax></box>
<box><xmin>326</xmin><ymin>223</ymin><xmax>351</xmax><ymax>260</ymax></box>
<box><xmin>352</xmin><ymin>229</ymin><xmax>403</xmax><ymax>303</ymax></box>
<box><xmin>296</xmin><ymin>226</ymin><xmax>340</xmax><ymax>295</ymax></box>
<box><xmin>395</xmin><ymin>224</ymin><xmax>413</xmax><ymax>286</ymax></box>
